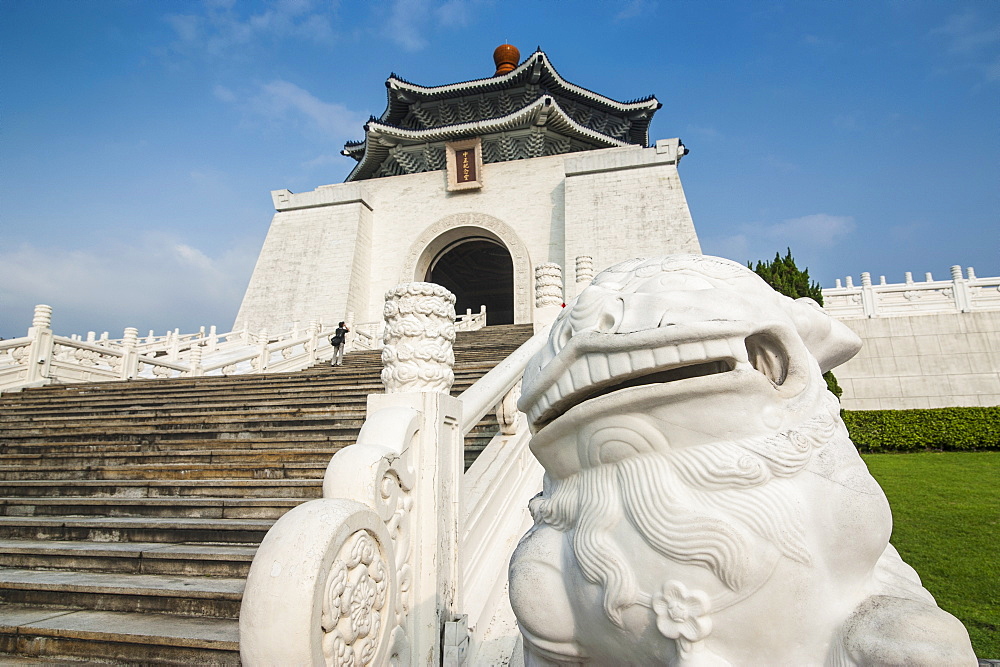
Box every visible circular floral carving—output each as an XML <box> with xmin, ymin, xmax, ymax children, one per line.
<box><xmin>321</xmin><ymin>530</ymin><xmax>390</xmax><ymax>667</ymax></box>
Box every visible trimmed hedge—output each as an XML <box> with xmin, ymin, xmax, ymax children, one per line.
<box><xmin>843</xmin><ymin>407</ymin><xmax>1000</xmax><ymax>452</ymax></box>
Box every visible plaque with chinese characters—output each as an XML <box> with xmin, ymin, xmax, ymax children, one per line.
<box><xmin>446</xmin><ymin>138</ymin><xmax>483</xmax><ymax>191</ymax></box>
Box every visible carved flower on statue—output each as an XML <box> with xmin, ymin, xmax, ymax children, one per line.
<box><xmin>349</xmin><ymin>567</ymin><xmax>378</xmax><ymax>636</ymax></box>
<box><xmin>652</xmin><ymin>580</ymin><xmax>713</xmax><ymax>649</ymax></box>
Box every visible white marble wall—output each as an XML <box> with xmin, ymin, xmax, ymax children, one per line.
<box><xmin>234</xmin><ymin>142</ymin><xmax>699</xmax><ymax>333</ymax></box>
<box><xmin>835</xmin><ymin>310</ymin><xmax>1000</xmax><ymax>410</ymax></box>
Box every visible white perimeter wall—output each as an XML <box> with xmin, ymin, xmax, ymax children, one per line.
<box><xmin>835</xmin><ymin>310</ymin><xmax>1000</xmax><ymax>410</ymax></box>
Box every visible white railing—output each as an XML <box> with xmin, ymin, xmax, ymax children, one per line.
<box><xmin>240</xmin><ymin>284</ymin><xmax>544</xmax><ymax>666</ymax></box>
<box><xmin>0</xmin><ymin>306</ymin><xmax>327</xmax><ymax>393</ymax></box>
<box><xmin>822</xmin><ymin>265</ymin><xmax>1000</xmax><ymax>319</ymax></box>
<box><xmin>0</xmin><ymin>304</ymin><xmax>489</xmax><ymax>394</ymax></box>
<box><xmin>348</xmin><ymin>306</ymin><xmax>487</xmax><ymax>352</ymax></box>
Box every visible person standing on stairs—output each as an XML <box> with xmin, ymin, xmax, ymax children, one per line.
<box><xmin>330</xmin><ymin>321</ymin><xmax>349</xmax><ymax>366</ymax></box>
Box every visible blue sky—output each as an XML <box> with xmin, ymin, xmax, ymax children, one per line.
<box><xmin>2</xmin><ymin>0</ymin><xmax>998</xmax><ymax>338</ymax></box>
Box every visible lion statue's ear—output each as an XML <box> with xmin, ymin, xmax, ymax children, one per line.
<box><xmin>787</xmin><ymin>297</ymin><xmax>862</xmax><ymax>373</ymax></box>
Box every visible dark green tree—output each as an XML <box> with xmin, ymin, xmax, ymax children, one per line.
<box><xmin>750</xmin><ymin>249</ymin><xmax>842</xmax><ymax>399</ymax></box>
<box><xmin>750</xmin><ymin>248</ymin><xmax>824</xmax><ymax>303</ymax></box>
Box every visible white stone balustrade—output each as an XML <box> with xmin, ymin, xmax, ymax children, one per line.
<box><xmin>240</xmin><ymin>283</ymin><xmax>547</xmax><ymax>665</ymax></box>
<box><xmin>0</xmin><ymin>305</ymin><xmax>385</xmax><ymax>394</ymax></box>
<box><xmin>823</xmin><ymin>265</ymin><xmax>1000</xmax><ymax>319</ymax></box>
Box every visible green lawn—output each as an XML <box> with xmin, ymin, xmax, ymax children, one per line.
<box><xmin>862</xmin><ymin>451</ymin><xmax>1000</xmax><ymax>659</ymax></box>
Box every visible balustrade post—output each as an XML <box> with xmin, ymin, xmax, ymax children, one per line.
<box><xmin>951</xmin><ymin>264</ymin><xmax>971</xmax><ymax>312</ymax></box>
<box><xmin>574</xmin><ymin>255</ymin><xmax>594</xmax><ymax>297</ymax></box>
<box><xmin>167</xmin><ymin>331</ymin><xmax>180</xmax><ymax>362</ymax></box>
<box><xmin>256</xmin><ymin>329</ymin><xmax>269</xmax><ymax>372</ymax></box>
<box><xmin>306</xmin><ymin>320</ymin><xmax>319</xmax><ymax>363</ymax></box>
<box><xmin>207</xmin><ymin>325</ymin><xmax>218</xmax><ymax>353</ymax></box>
<box><xmin>25</xmin><ymin>305</ymin><xmax>55</xmax><ymax>385</ymax></box>
<box><xmin>187</xmin><ymin>344</ymin><xmax>203</xmax><ymax>377</ymax></box>
<box><xmin>121</xmin><ymin>327</ymin><xmax>139</xmax><ymax>380</ymax></box>
<box><xmin>534</xmin><ymin>262</ymin><xmax>564</xmax><ymax>330</ymax></box>
<box><xmin>860</xmin><ymin>272</ymin><xmax>877</xmax><ymax>317</ymax></box>
<box><xmin>369</xmin><ymin>282</ymin><xmax>462</xmax><ymax>663</ymax></box>
<box><xmin>345</xmin><ymin>311</ymin><xmax>356</xmax><ymax>351</ymax></box>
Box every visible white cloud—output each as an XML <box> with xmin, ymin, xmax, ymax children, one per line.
<box><xmin>381</xmin><ymin>0</ymin><xmax>488</xmax><ymax>51</ymax></box>
<box><xmin>301</xmin><ymin>153</ymin><xmax>346</xmax><ymax>169</ymax></box>
<box><xmin>435</xmin><ymin>0</ymin><xmax>474</xmax><ymax>28</ymax></box>
<box><xmin>700</xmin><ymin>214</ymin><xmax>856</xmax><ymax>268</ymax></box>
<box><xmin>386</xmin><ymin>0</ymin><xmax>431</xmax><ymax>51</ymax></box>
<box><xmin>932</xmin><ymin>10</ymin><xmax>1000</xmax><ymax>55</ymax></box>
<box><xmin>0</xmin><ymin>236</ymin><xmax>259</xmax><ymax>338</ymax></box>
<box><xmin>615</xmin><ymin>0</ymin><xmax>657</xmax><ymax>22</ymax></box>
<box><xmin>929</xmin><ymin>10</ymin><xmax>1000</xmax><ymax>84</ymax></box>
<box><xmin>213</xmin><ymin>84</ymin><xmax>237</xmax><ymax>103</ymax></box>
<box><xmin>165</xmin><ymin>0</ymin><xmax>335</xmax><ymax>58</ymax></box>
<box><xmin>251</xmin><ymin>80</ymin><xmax>364</xmax><ymax>138</ymax></box>
<box><xmin>765</xmin><ymin>214</ymin><xmax>855</xmax><ymax>248</ymax></box>
<box><xmin>213</xmin><ymin>79</ymin><xmax>364</xmax><ymax>144</ymax></box>
<box><xmin>685</xmin><ymin>125</ymin><xmax>723</xmax><ymax>141</ymax></box>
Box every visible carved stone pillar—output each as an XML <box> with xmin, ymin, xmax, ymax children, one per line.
<box><xmin>25</xmin><ymin>304</ymin><xmax>54</xmax><ymax>385</ymax></box>
<box><xmin>951</xmin><ymin>264</ymin><xmax>971</xmax><ymax>313</ymax></box>
<box><xmin>255</xmin><ymin>329</ymin><xmax>269</xmax><ymax>372</ymax></box>
<box><xmin>187</xmin><ymin>344</ymin><xmax>203</xmax><ymax>377</ymax></box>
<box><xmin>381</xmin><ymin>282</ymin><xmax>456</xmax><ymax>394</ymax></box>
<box><xmin>345</xmin><ymin>311</ymin><xmax>356</xmax><ymax>352</ymax></box>
<box><xmin>121</xmin><ymin>327</ymin><xmax>139</xmax><ymax>380</ymax></box>
<box><xmin>534</xmin><ymin>263</ymin><xmax>563</xmax><ymax>307</ymax></box>
<box><xmin>306</xmin><ymin>320</ymin><xmax>319</xmax><ymax>363</ymax></box>
<box><xmin>575</xmin><ymin>255</ymin><xmax>594</xmax><ymax>286</ymax></box>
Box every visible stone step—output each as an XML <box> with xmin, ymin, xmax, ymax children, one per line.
<box><xmin>0</xmin><ymin>438</ymin><xmax>352</xmax><ymax>454</ymax></box>
<box><xmin>0</xmin><ymin>539</ymin><xmax>257</xmax><ymax>577</ymax></box>
<box><xmin>0</xmin><ymin>516</ymin><xmax>273</xmax><ymax>544</ymax></box>
<box><xmin>0</xmin><ymin>375</ymin><xmax>489</xmax><ymax>411</ymax></box>
<box><xmin>0</xmin><ymin>605</ymin><xmax>239</xmax><ymax>664</ymax></box>
<box><xmin>0</xmin><ymin>568</ymin><xmax>244</xmax><ymax>618</ymax></box>
<box><xmin>4</xmin><ymin>366</ymin><xmax>493</xmax><ymax>397</ymax></box>
<box><xmin>0</xmin><ymin>496</ymin><xmax>302</xmax><ymax>520</ymax></box>
<box><xmin>0</xmin><ymin>447</ymin><xmax>338</xmax><ymax>468</ymax></box>
<box><xmin>0</xmin><ymin>461</ymin><xmax>327</xmax><ymax>481</ymax></box>
<box><xmin>0</xmin><ymin>414</ymin><xmax>363</xmax><ymax>436</ymax></box>
<box><xmin>0</xmin><ymin>479</ymin><xmax>322</xmax><ymax>499</ymax></box>
<box><xmin>0</xmin><ymin>424</ymin><xmax>367</xmax><ymax>444</ymax></box>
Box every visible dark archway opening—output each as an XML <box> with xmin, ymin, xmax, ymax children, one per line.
<box><xmin>427</xmin><ymin>238</ymin><xmax>514</xmax><ymax>325</ymax></box>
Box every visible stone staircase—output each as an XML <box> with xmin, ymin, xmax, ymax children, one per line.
<box><xmin>0</xmin><ymin>324</ymin><xmax>533</xmax><ymax>664</ymax></box>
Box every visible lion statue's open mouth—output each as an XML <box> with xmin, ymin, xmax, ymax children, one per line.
<box><xmin>509</xmin><ymin>255</ymin><xmax>976</xmax><ymax>666</ymax></box>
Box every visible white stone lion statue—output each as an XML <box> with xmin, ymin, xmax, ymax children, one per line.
<box><xmin>510</xmin><ymin>255</ymin><xmax>976</xmax><ymax>666</ymax></box>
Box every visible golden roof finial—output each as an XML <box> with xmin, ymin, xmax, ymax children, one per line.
<box><xmin>493</xmin><ymin>44</ymin><xmax>520</xmax><ymax>76</ymax></box>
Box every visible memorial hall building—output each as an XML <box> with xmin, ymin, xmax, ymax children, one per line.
<box><xmin>234</xmin><ymin>45</ymin><xmax>701</xmax><ymax>333</ymax></box>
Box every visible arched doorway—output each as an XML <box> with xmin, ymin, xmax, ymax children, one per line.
<box><xmin>427</xmin><ymin>237</ymin><xmax>514</xmax><ymax>325</ymax></box>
